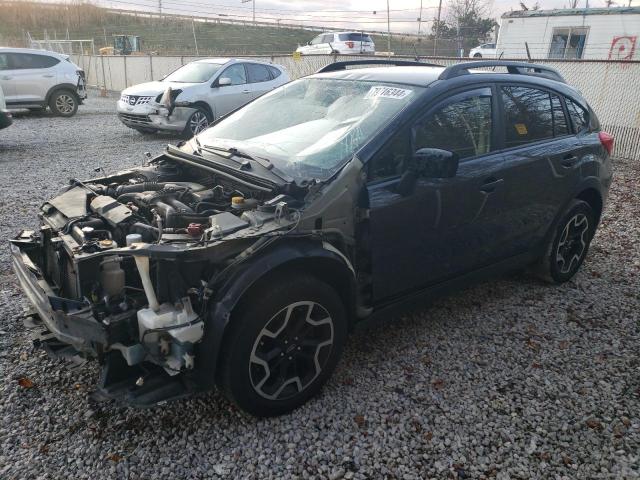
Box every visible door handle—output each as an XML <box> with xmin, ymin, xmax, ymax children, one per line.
<box><xmin>42</xmin><ymin>74</ymin><xmax>55</xmax><ymax>78</ymax></box>
<box><xmin>480</xmin><ymin>177</ymin><xmax>504</xmax><ymax>193</ymax></box>
<box><xmin>561</xmin><ymin>155</ymin><xmax>579</xmax><ymax>168</ymax></box>
<box><xmin>242</xmin><ymin>90</ymin><xmax>250</xmax><ymax>94</ymax></box>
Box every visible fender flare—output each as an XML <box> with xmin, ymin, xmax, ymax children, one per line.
<box><xmin>45</xmin><ymin>83</ymin><xmax>79</xmax><ymax>104</ymax></box>
<box><xmin>194</xmin><ymin>239</ymin><xmax>356</xmax><ymax>386</ymax></box>
<box><xmin>539</xmin><ymin>178</ymin><xmax>604</xmax><ymax>256</ymax></box>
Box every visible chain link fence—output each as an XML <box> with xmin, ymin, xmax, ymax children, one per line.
<box><xmin>74</xmin><ymin>53</ymin><xmax>640</xmax><ymax>161</ymax></box>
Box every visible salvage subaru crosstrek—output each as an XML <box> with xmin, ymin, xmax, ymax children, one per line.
<box><xmin>11</xmin><ymin>60</ymin><xmax>613</xmax><ymax>417</ymax></box>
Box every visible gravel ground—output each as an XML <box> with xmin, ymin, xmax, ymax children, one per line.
<box><xmin>1</xmin><ymin>95</ymin><xmax>639</xmax><ymax>480</ymax></box>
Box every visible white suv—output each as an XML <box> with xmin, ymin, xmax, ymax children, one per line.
<box><xmin>469</xmin><ymin>43</ymin><xmax>497</xmax><ymax>58</ymax></box>
<box><xmin>296</xmin><ymin>32</ymin><xmax>375</xmax><ymax>55</ymax></box>
<box><xmin>0</xmin><ymin>48</ymin><xmax>87</xmax><ymax>117</ymax></box>
<box><xmin>117</xmin><ymin>58</ymin><xmax>289</xmax><ymax>137</ymax></box>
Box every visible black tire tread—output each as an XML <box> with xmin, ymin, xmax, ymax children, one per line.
<box><xmin>217</xmin><ymin>272</ymin><xmax>347</xmax><ymax>417</ymax></box>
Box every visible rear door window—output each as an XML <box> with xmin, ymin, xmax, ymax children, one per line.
<box><xmin>0</xmin><ymin>54</ymin><xmax>8</xmax><ymax>70</ymax></box>
<box><xmin>246</xmin><ymin>63</ymin><xmax>271</xmax><ymax>83</ymax></box>
<box><xmin>501</xmin><ymin>86</ymin><xmax>554</xmax><ymax>148</ymax></box>
<box><xmin>338</xmin><ymin>33</ymin><xmax>373</xmax><ymax>43</ymax></box>
<box><xmin>415</xmin><ymin>87</ymin><xmax>493</xmax><ymax>161</ymax></box>
<box><xmin>566</xmin><ymin>98</ymin><xmax>589</xmax><ymax>132</ymax></box>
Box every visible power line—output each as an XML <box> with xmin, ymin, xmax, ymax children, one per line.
<box><xmin>104</xmin><ymin>0</ymin><xmax>439</xmax><ymax>26</ymax></box>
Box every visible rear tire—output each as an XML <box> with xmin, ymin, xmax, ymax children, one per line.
<box><xmin>534</xmin><ymin>199</ymin><xmax>595</xmax><ymax>283</ymax></box>
<box><xmin>473</xmin><ymin>53</ymin><xmax>482</xmax><ymax>58</ymax></box>
<box><xmin>49</xmin><ymin>90</ymin><xmax>78</xmax><ymax>117</ymax></box>
<box><xmin>217</xmin><ymin>274</ymin><xmax>347</xmax><ymax>417</ymax></box>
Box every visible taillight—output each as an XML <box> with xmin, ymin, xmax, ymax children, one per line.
<box><xmin>346</xmin><ymin>41</ymin><xmax>354</xmax><ymax>48</ymax></box>
<box><xmin>598</xmin><ymin>131</ymin><xmax>614</xmax><ymax>155</ymax></box>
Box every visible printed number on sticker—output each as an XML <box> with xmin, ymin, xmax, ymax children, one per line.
<box><xmin>365</xmin><ymin>86</ymin><xmax>412</xmax><ymax>100</ymax></box>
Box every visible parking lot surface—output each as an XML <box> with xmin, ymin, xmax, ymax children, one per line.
<box><xmin>0</xmin><ymin>95</ymin><xmax>638</xmax><ymax>479</ymax></box>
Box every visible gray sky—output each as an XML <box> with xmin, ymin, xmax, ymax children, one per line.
<box><xmin>102</xmin><ymin>0</ymin><xmax>629</xmax><ymax>33</ymax></box>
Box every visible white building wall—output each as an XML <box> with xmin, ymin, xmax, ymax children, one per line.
<box><xmin>497</xmin><ymin>13</ymin><xmax>640</xmax><ymax>59</ymax></box>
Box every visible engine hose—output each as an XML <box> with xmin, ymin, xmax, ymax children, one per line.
<box><xmin>195</xmin><ymin>201</ymin><xmax>227</xmax><ymax>213</ymax></box>
<box><xmin>111</xmin><ymin>182</ymin><xmax>161</xmax><ymax>198</ymax></box>
<box><xmin>129</xmin><ymin>222</ymin><xmax>159</xmax><ymax>242</ymax></box>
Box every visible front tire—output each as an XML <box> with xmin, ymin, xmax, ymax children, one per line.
<box><xmin>181</xmin><ymin>107</ymin><xmax>211</xmax><ymax>139</ymax></box>
<box><xmin>49</xmin><ymin>90</ymin><xmax>78</xmax><ymax>117</ymax></box>
<box><xmin>217</xmin><ymin>274</ymin><xmax>347</xmax><ymax>417</ymax></box>
<box><xmin>535</xmin><ymin>199</ymin><xmax>595</xmax><ymax>283</ymax></box>
<box><xmin>473</xmin><ymin>53</ymin><xmax>482</xmax><ymax>58</ymax></box>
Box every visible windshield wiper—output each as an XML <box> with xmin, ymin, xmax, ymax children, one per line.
<box><xmin>201</xmin><ymin>143</ymin><xmax>256</xmax><ymax>161</ymax></box>
<box><xmin>200</xmin><ymin>143</ymin><xmax>293</xmax><ymax>183</ymax></box>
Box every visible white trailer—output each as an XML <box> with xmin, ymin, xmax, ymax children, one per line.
<box><xmin>497</xmin><ymin>7</ymin><xmax>640</xmax><ymax>60</ymax></box>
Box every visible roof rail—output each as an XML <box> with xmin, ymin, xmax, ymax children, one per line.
<box><xmin>316</xmin><ymin>59</ymin><xmax>442</xmax><ymax>73</ymax></box>
<box><xmin>438</xmin><ymin>61</ymin><xmax>565</xmax><ymax>83</ymax></box>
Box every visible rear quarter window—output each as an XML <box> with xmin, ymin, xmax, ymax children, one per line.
<box><xmin>268</xmin><ymin>66</ymin><xmax>281</xmax><ymax>79</ymax></box>
<box><xmin>566</xmin><ymin>98</ymin><xmax>589</xmax><ymax>132</ymax></box>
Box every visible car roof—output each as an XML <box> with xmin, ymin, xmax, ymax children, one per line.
<box><xmin>310</xmin><ymin>63</ymin><xmax>574</xmax><ymax>91</ymax></box>
<box><xmin>0</xmin><ymin>47</ymin><xmax>64</xmax><ymax>58</ymax></box>
<box><xmin>193</xmin><ymin>58</ymin><xmax>281</xmax><ymax>68</ymax></box>
<box><xmin>312</xmin><ymin>66</ymin><xmax>445</xmax><ymax>87</ymax></box>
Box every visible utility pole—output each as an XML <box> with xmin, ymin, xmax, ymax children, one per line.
<box><xmin>192</xmin><ymin>20</ymin><xmax>199</xmax><ymax>55</ymax></box>
<box><xmin>241</xmin><ymin>0</ymin><xmax>255</xmax><ymax>25</ymax></box>
<box><xmin>418</xmin><ymin>0</ymin><xmax>423</xmax><ymax>35</ymax></box>
<box><xmin>433</xmin><ymin>0</ymin><xmax>443</xmax><ymax>56</ymax></box>
<box><xmin>387</xmin><ymin>0</ymin><xmax>391</xmax><ymax>58</ymax></box>
<box><xmin>158</xmin><ymin>0</ymin><xmax>162</xmax><ymax>15</ymax></box>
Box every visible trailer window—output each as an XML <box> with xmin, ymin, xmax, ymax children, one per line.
<box><xmin>549</xmin><ymin>27</ymin><xmax>588</xmax><ymax>59</ymax></box>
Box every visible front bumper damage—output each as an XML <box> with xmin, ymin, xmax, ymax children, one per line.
<box><xmin>10</xmin><ymin>237</ymin><xmax>205</xmax><ymax>407</ymax></box>
<box><xmin>116</xmin><ymin>100</ymin><xmax>195</xmax><ymax>132</ymax></box>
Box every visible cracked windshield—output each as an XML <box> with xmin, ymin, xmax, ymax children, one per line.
<box><xmin>197</xmin><ymin>78</ymin><xmax>422</xmax><ymax>180</ymax></box>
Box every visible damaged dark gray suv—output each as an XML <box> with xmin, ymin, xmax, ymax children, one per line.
<box><xmin>11</xmin><ymin>60</ymin><xmax>614</xmax><ymax>417</ymax></box>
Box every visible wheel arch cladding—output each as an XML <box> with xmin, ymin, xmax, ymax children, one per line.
<box><xmin>45</xmin><ymin>84</ymin><xmax>79</xmax><ymax>104</ymax></box>
<box><xmin>576</xmin><ymin>188</ymin><xmax>603</xmax><ymax>226</ymax></box>
<box><xmin>194</xmin><ymin>240</ymin><xmax>357</xmax><ymax>387</ymax></box>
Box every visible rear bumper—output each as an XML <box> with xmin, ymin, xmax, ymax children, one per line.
<box><xmin>10</xmin><ymin>241</ymin><xmax>106</xmax><ymax>354</ymax></box>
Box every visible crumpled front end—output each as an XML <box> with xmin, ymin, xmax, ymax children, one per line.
<box><xmin>10</xmin><ymin>153</ymin><xmax>301</xmax><ymax>406</ymax></box>
<box><xmin>117</xmin><ymin>87</ymin><xmax>196</xmax><ymax>132</ymax></box>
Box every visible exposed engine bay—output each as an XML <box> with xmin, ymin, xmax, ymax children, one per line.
<box><xmin>14</xmin><ymin>153</ymin><xmax>304</xmax><ymax>380</ymax></box>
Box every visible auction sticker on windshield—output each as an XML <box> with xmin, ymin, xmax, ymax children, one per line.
<box><xmin>365</xmin><ymin>86</ymin><xmax>412</xmax><ymax>100</ymax></box>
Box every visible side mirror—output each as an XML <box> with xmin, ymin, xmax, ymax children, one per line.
<box><xmin>414</xmin><ymin>148</ymin><xmax>459</xmax><ymax>178</ymax></box>
<box><xmin>216</xmin><ymin>77</ymin><xmax>232</xmax><ymax>87</ymax></box>
<box><xmin>396</xmin><ymin>148</ymin><xmax>458</xmax><ymax>196</ymax></box>
<box><xmin>307</xmin><ymin>41</ymin><xmax>312</xmax><ymax>45</ymax></box>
